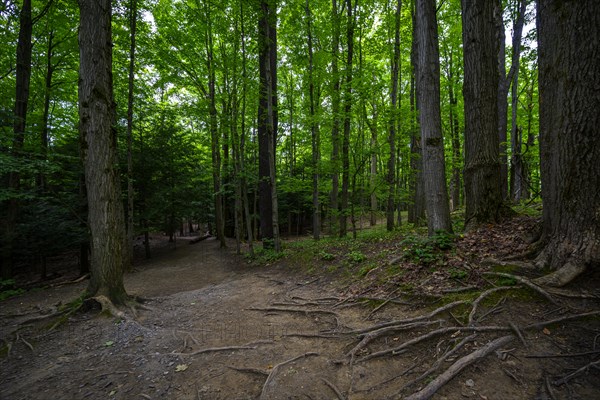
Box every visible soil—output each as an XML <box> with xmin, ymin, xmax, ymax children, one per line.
<box><xmin>1</xmin><ymin>229</ymin><xmax>599</xmax><ymax>400</ymax></box>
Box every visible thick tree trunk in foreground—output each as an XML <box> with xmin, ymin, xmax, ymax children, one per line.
<box><xmin>461</xmin><ymin>0</ymin><xmax>503</xmax><ymax>230</ymax></box>
<box><xmin>534</xmin><ymin>0</ymin><xmax>600</xmax><ymax>286</ymax></box>
<box><xmin>416</xmin><ymin>0</ymin><xmax>452</xmax><ymax>235</ymax></box>
<box><xmin>79</xmin><ymin>0</ymin><xmax>128</xmax><ymax>304</ymax></box>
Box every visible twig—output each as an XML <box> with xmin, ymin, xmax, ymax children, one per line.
<box><xmin>321</xmin><ymin>378</ymin><xmax>345</xmax><ymax>400</ymax></box>
<box><xmin>441</xmin><ymin>285</ymin><xmax>477</xmax><ymax>294</ymax></box>
<box><xmin>524</xmin><ymin>311</ymin><xmax>600</xmax><ymax>330</ymax></box>
<box><xmin>173</xmin><ymin>340</ymin><xmax>271</xmax><ymax>357</ymax></box>
<box><xmin>509</xmin><ymin>322</ymin><xmax>528</xmax><ymax>348</ymax></box>
<box><xmin>553</xmin><ymin>359</ymin><xmax>600</xmax><ymax>386</ymax></box>
<box><xmin>248</xmin><ymin>306</ymin><xmax>339</xmax><ymax>318</ymax></box>
<box><xmin>524</xmin><ymin>350</ymin><xmax>600</xmax><ymax>359</ymax></box>
<box><xmin>227</xmin><ymin>366</ymin><xmax>269</xmax><ymax>376</ymax></box>
<box><xmin>404</xmin><ymin>335</ymin><xmax>514</xmax><ymax>400</ymax></box>
<box><xmin>468</xmin><ymin>286</ymin><xmax>517</xmax><ymax>325</ymax></box>
<box><xmin>259</xmin><ymin>353</ymin><xmax>319</xmax><ymax>399</ymax></box>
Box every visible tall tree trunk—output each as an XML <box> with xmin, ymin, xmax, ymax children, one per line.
<box><xmin>534</xmin><ymin>0</ymin><xmax>600</xmax><ymax>286</ymax></box>
<box><xmin>258</xmin><ymin>0</ymin><xmax>280</xmax><ymax>250</ymax></box>
<box><xmin>461</xmin><ymin>0</ymin><xmax>503</xmax><ymax>229</ymax></box>
<box><xmin>1</xmin><ymin>0</ymin><xmax>33</xmax><ymax>279</ymax></box>
<box><xmin>445</xmin><ymin>49</ymin><xmax>461</xmax><ymax>211</ymax></box>
<box><xmin>496</xmin><ymin>5</ymin><xmax>509</xmax><ymax>200</ymax></box>
<box><xmin>329</xmin><ymin>0</ymin><xmax>341</xmax><ymax>234</ymax></box>
<box><xmin>125</xmin><ymin>0</ymin><xmax>137</xmax><ymax>270</ymax></box>
<box><xmin>416</xmin><ymin>0</ymin><xmax>452</xmax><ymax>235</ymax></box>
<box><xmin>205</xmin><ymin>1</ymin><xmax>226</xmax><ymax>248</ymax></box>
<box><xmin>368</xmin><ymin>101</ymin><xmax>378</xmax><ymax>227</ymax></box>
<box><xmin>407</xmin><ymin>0</ymin><xmax>426</xmax><ymax>225</ymax></box>
<box><xmin>507</xmin><ymin>0</ymin><xmax>527</xmax><ymax>202</ymax></box>
<box><xmin>340</xmin><ymin>0</ymin><xmax>357</xmax><ymax>238</ymax></box>
<box><xmin>38</xmin><ymin>27</ymin><xmax>55</xmax><ymax>193</ymax></box>
<box><xmin>79</xmin><ymin>0</ymin><xmax>128</xmax><ymax>304</ymax></box>
<box><xmin>306</xmin><ymin>0</ymin><xmax>321</xmax><ymax>240</ymax></box>
<box><xmin>387</xmin><ymin>0</ymin><xmax>402</xmax><ymax>231</ymax></box>
<box><xmin>240</xmin><ymin>1</ymin><xmax>254</xmax><ymax>256</ymax></box>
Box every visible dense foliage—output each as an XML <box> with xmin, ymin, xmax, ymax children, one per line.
<box><xmin>0</xmin><ymin>0</ymin><xmax>540</xmax><ymax>279</ymax></box>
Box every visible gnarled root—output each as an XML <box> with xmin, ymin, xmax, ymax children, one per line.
<box><xmin>534</xmin><ymin>262</ymin><xmax>587</xmax><ymax>287</ymax></box>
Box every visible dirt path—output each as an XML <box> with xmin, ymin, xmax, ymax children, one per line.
<box><xmin>1</xmin><ymin>237</ymin><xmax>599</xmax><ymax>399</ymax></box>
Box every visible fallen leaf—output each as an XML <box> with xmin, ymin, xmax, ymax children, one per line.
<box><xmin>543</xmin><ymin>328</ymin><xmax>551</xmax><ymax>335</ymax></box>
<box><xmin>175</xmin><ymin>364</ymin><xmax>188</xmax><ymax>372</ymax></box>
<box><xmin>104</xmin><ymin>340</ymin><xmax>114</xmax><ymax>347</ymax></box>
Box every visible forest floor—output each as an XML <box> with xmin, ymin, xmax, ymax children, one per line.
<box><xmin>1</xmin><ymin>214</ymin><xmax>600</xmax><ymax>400</ymax></box>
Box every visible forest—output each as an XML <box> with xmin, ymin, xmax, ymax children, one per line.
<box><xmin>1</xmin><ymin>0</ymin><xmax>599</xmax><ymax>399</ymax></box>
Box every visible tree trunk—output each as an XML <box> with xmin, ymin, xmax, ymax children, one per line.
<box><xmin>496</xmin><ymin>6</ymin><xmax>509</xmax><ymax>200</ymax></box>
<box><xmin>340</xmin><ymin>0</ymin><xmax>357</xmax><ymax>238</ymax></box>
<box><xmin>461</xmin><ymin>0</ymin><xmax>503</xmax><ymax>229</ymax></box>
<box><xmin>507</xmin><ymin>0</ymin><xmax>527</xmax><ymax>202</ymax></box>
<box><xmin>205</xmin><ymin>1</ymin><xmax>226</xmax><ymax>248</ymax></box>
<box><xmin>407</xmin><ymin>0</ymin><xmax>426</xmax><ymax>225</ymax></box>
<box><xmin>534</xmin><ymin>0</ymin><xmax>600</xmax><ymax>286</ymax></box>
<box><xmin>1</xmin><ymin>0</ymin><xmax>32</xmax><ymax>279</ymax></box>
<box><xmin>329</xmin><ymin>0</ymin><xmax>341</xmax><ymax>234</ymax></box>
<box><xmin>258</xmin><ymin>0</ymin><xmax>280</xmax><ymax>250</ymax></box>
<box><xmin>446</xmin><ymin>50</ymin><xmax>461</xmax><ymax>211</ymax></box>
<box><xmin>125</xmin><ymin>0</ymin><xmax>137</xmax><ymax>270</ymax></box>
<box><xmin>306</xmin><ymin>0</ymin><xmax>321</xmax><ymax>240</ymax></box>
<box><xmin>79</xmin><ymin>0</ymin><xmax>128</xmax><ymax>304</ymax></box>
<box><xmin>386</xmin><ymin>0</ymin><xmax>402</xmax><ymax>231</ymax></box>
<box><xmin>416</xmin><ymin>0</ymin><xmax>452</xmax><ymax>235</ymax></box>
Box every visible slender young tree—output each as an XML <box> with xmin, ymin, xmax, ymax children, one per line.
<box><xmin>339</xmin><ymin>0</ymin><xmax>357</xmax><ymax>238</ymax></box>
<box><xmin>306</xmin><ymin>0</ymin><xmax>320</xmax><ymax>240</ymax></box>
<box><xmin>79</xmin><ymin>0</ymin><xmax>128</xmax><ymax>303</ymax></box>
<box><xmin>534</xmin><ymin>0</ymin><xmax>600</xmax><ymax>286</ymax></box>
<box><xmin>329</xmin><ymin>0</ymin><xmax>341</xmax><ymax>233</ymax></box>
<box><xmin>125</xmin><ymin>0</ymin><xmax>137</xmax><ymax>268</ymax></box>
<box><xmin>461</xmin><ymin>0</ymin><xmax>503</xmax><ymax>229</ymax></box>
<box><xmin>386</xmin><ymin>0</ymin><xmax>401</xmax><ymax>231</ymax></box>
<box><xmin>416</xmin><ymin>0</ymin><xmax>452</xmax><ymax>235</ymax></box>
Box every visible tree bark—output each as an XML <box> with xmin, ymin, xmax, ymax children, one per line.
<box><xmin>535</xmin><ymin>0</ymin><xmax>600</xmax><ymax>285</ymax></box>
<box><xmin>306</xmin><ymin>0</ymin><xmax>321</xmax><ymax>240</ymax></box>
<box><xmin>416</xmin><ymin>0</ymin><xmax>452</xmax><ymax>235</ymax></box>
<box><xmin>329</xmin><ymin>0</ymin><xmax>341</xmax><ymax>234</ymax></box>
<box><xmin>125</xmin><ymin>0</ymin><xmax>137</xmax><ymax>269</ymax></box>
<box><xmin>461</xmin><ymin>0</ymin><xmax>503</xmax><ymax>229</ymax></box>
<box><xmin>79</xmin><ymin>0</ymin><xmax>128</xmax><ymax>304</ymax></box>
<box><xmin>407</xmin><ymin>0</ymin><xmax>425</xmax><ymax>226</ymax></box>
<box><xmin>258</xmin><ymin>0</ymin><xmax>280</xmax><ymax>250</ymax></box>
<box><xmin>339</xmin><ymin>0</ymin><xmax>357</xmax><ymax>238</ymax></box>
<box><xmin>386</xmin><ymin>0</ymin><xmax>402</xmax><ymax>232</ymax></box>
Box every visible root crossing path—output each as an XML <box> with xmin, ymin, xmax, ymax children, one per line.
<box><xmin>1</xmin><ymin>237</ymin><xmax>599</xmax><ymax>400</ymax></box>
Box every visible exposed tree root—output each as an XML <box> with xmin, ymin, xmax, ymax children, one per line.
<box><xmin>481</xmin><ymin>258</ymin><xmax>534</xmax><ymax>269</ymax></box>
<box><xmin>468</xmin><ymin>286</ymin><xmax>517</xmax><ymax>325</ymax></box>
<box><xmin>173</xmin><ymin>340</ymin><xmax>272</xmax><ymax>357</ymax></box>
<box><xmin>553</xmin><ymin>358</ymin><xmax>600</xmax><ymax>386</ymax></box>
<box><xmin>534</xmin><ymin>262</ymin><xmax>587</xmax><ymax>287</ymax></box>
<box><xmin>483</xmin><ymin>271</ymin><xmax>559</xmax><ymax>305</ymax></box>
<box><xmin>321</xmin><ymin>378</ymin><xmax>346</xmax><ymax>400</ymax></box>
<box><xmin>348</xmin><ymin>300</ymin><xmax>468</xmax><ymax>336</ymax></box>
<box><xmin>227</xmin><ymin>366</ymin><xmax>270</xmax><ymax>376</ymax></box>
<box><xmin>346</xmin><ymin>320</ymin><xmax>443</xmax><ymax>360</ymax></box>
<box><xmin>403</xmin><ymin>335</ymin><xmax>514</xmax><ymax>400</ymax></box>
<box><xmin>400</xmin><ymin>334</ymin><xmax>478</xmax><ymax>393</ymax></box>
<box><xmin>259</xmin><ymin>352</ymin><xmax>319</xmax><ymax>399</ymax></box>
